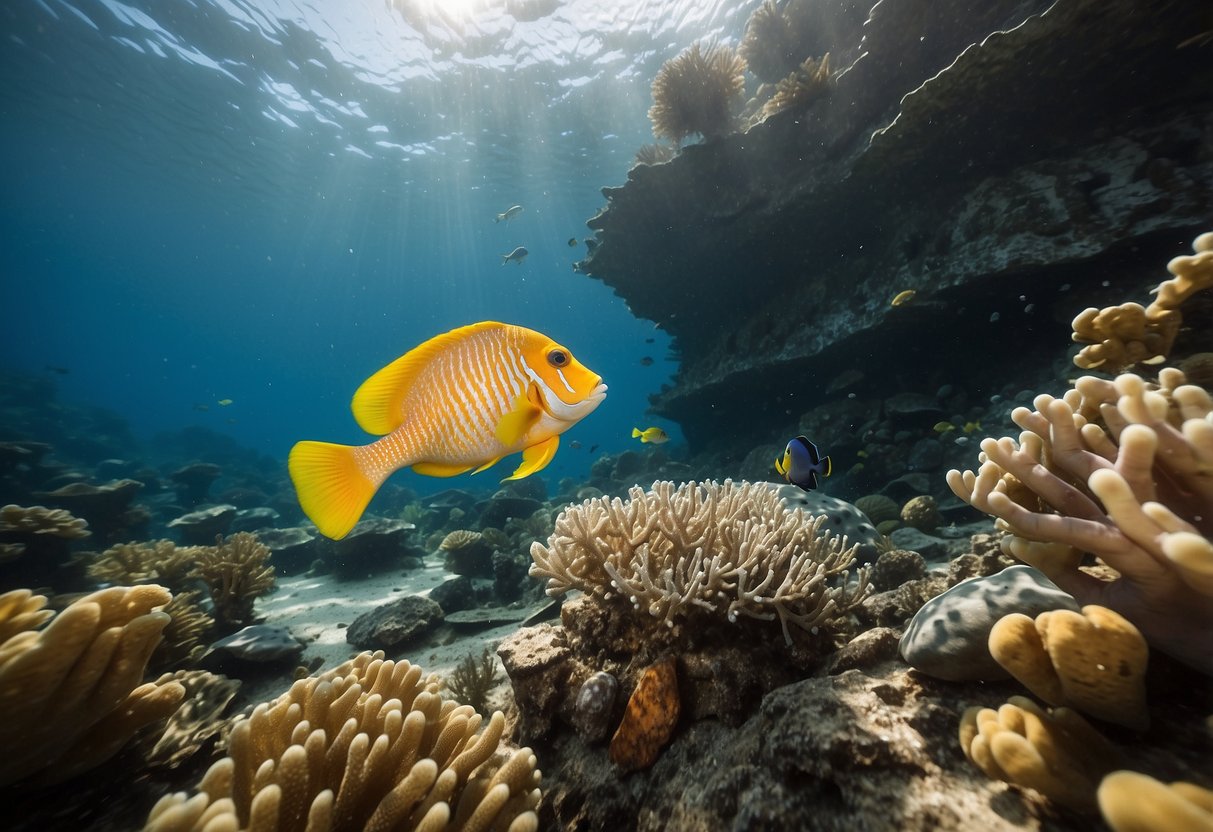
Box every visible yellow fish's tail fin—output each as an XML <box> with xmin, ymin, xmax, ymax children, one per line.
<box><xmin>288</xmin><ymin>440</ymin><xmax>378</xmax><ymax>540</ymax></box>
<box><xmin>631</xmin><ymin>427</ymin><xmax>642</xmax><ymax>439</ymax></box>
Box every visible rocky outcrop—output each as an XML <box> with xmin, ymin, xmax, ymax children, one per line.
<box><xmin>581</xmin><ymin>0</ymin><xmax>1211</xmax><ymax>446</ymax></box>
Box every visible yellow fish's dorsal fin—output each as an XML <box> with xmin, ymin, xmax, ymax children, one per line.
<box><xmin>288</xmin><ymin>440</ymin><xmax>378</xmax><ymax>540</ymax></box>
<box><xmin>352</xmin><ymin>321</ymin><xmax>509</xmax><ymax>435</ymax></box>
<box><xmin>504</xmin><ymin>435</ymin><xmax>560</xmax><ymax>481</ymax></box>
<box><xmin>410</xmin><ymin>461</ymin><xmax>475</xmax><ymax>477</ymax></box>
<box><xmin>495</xmin><ymin>383</ymin><xmax>544</xmax><ymax>447</ymax></box>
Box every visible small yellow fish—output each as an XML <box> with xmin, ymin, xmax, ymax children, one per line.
<box><xmin>632</xmin><ymin>426</ymin><xmax>669</xmax><ymax>444</ymax></box>
<box><xmin>217</xmin><ymin>398</ymin><xmax>233</xmax><ymax>406</ymax></box>
<box><xmin>963</xmin><ymin>420</ymin><xmax>982</xmax><ymax>434</ymax></box>
<box><xmin>891</xmin><ymin>289</ymin><xmax>916</xmax><ymax>307</ymax></box>
<box><xmin>290</xmin><ymin>322</ymin><xmax>606</xmax><ymax>539</ymax></box>
<box><xmin>856</xmin><ymin>449</ymin><xmax>869</xmax><ymax>459</ymax></box>
<box><xmin>933</xmin><ymin>421</ymin><xmax>956</xmax><ymax>434</ymax></box>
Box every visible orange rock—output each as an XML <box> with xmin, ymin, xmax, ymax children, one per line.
<box><xmin>609</xmin><ymin>656</ymin><xmax>680</xmax><ymax>771</ymax></box>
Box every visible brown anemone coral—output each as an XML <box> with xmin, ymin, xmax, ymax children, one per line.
<box><xmin>760</xmin><ymin>53</ymin><xmax>832</xmax><ymax>119</ymax></box>
<box><xmin>739</xmin><ymin>0</ymin><xmax>802</xmax><ymax>84</ymax></box>
<box><xmin>648</xmin><ymin>41</ymin><xmax>747</xmax><ymax>145</ymax></box>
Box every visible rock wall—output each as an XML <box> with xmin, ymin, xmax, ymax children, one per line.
<box><xmin>580</xmin><ymin>0</ymin><xmax>1212</xmax><ymax>447</ymax></box>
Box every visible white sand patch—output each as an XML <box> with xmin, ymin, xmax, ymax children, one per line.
<box><xmin>256</xmin><ymin>561</ymin><xmax>540</xmax><ymax>709</ymax></box>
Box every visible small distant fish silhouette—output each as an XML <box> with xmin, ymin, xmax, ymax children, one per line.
<box><xmin>217</xmin><ymin>398</ymin><xmax>234</xmax><ymax>406</ymax></box>
<box><xmin>501</xmin><ymin>246</ymin><xmax>529</xmax><ymax>266</ymax></box>
<box><xmin>193</xmin><ymin>403</ymin><xmax>210</xmax><ymax>412</ymax></box>
<box><xmin>639</xmin><ymin>356</ymin><xmax>654</xmax><ymax>367</ymax></box>
<box><xmin>933</xmin><ymin>421</ymin><xmax>956</xmax><ymax>434</ymax></box>
<box><xmin>774</xmin><ymin>436</ymin><xmax>832</xmax><ymax>491</ymax></box>
<box><xmin>632</xmin><ymin>427</ymin><xmax>668</xmax><ymax>444</ymax></box>
<box><xmin>963</xmin><ymin>420</ymin><xmax>982</xmax><ymax>434</ymax></box>
<box><xmin>644</xmin><ymin>337</ymin><xmax>655</xmax><ymax>344</ymax></box>
<box><xmin>891</xmin><ymin>289</ymin><xmax>916</xmax><ymax>307</ymax></box>
<box><xmin>569</xmin><ymin>440</ymin><xmax>583</xmax><ymax>449</ymax></box>
<box><xmin>44</xmin><ymin>364</ymin><xmax>70</xmax><ymax>375</ymax></box>
<box><xmin>495</xmin><ymin>205</ymin><xmax>523</xmax><ymax>223</ymax></box>
<box><xmin>567</xmin><ymin>238</ymin><xmax>578</xmax><ymax>247</ymax></box>
<box><xmin>589</xmin><ymin>444</ymin><xmax>599</xmax><ymax>454</ymax></box>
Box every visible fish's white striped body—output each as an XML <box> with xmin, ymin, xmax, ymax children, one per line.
<box><xmin>289</xmin><ymin>321</ymin><xmax>606</xmax><ymax>539</ymax></box>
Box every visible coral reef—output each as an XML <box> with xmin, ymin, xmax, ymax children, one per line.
<box><xmin>143</xmin><ymin>651</ymin><xmax>541</xmax><ymax>832</ymax></box>
<box><xmin>1072</xmin><ymin>232</ymin><xmax>1213</xmax><ymax>370</ymax></box>
<box><xmin>191</xmin><ymin>532</ymin><xmax>276</xmax><ymax>632</ymax></box>
<box><xmin>647</xmin><ymin>42</ymin><xmax>747</xmax><ymax>145</ymax></box>
<box><xmin>153</xmin><ymin>590</ymin><xmax>215</xmax><ymax>671</ymax></box>
<box><xmin>0</xmin><ymin>585</ymin><xmax>185</xmax><ymax>786</ymax></box>
<box><xmin>529</xmin><ymin>480</ymin><xmax>871</xmax><ymax>644</ymax></box>
<box><xmin>632</xmin><ymin>143</ymin><xmax>676</xmax><ymax>167</ymax></box>
<box><xmin>946</xmin><ymin>364</ymin><xmax>1213</xmax><ymax>673</ymax></box>
<box><xmin>988</xmin><ymin>605</ymin><xmax>1149</xmax><ymax>730</ymax></box>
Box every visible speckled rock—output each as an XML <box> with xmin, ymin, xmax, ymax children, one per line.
<box><xmin>345</xmin><ymin>595</ymin><xmax>443</xmax><ymax>651</ymax></box>
<box><xmin>770</xmin><ymin>483</ymin><xmax>884</xmax><ymax>563</ymax></box>
<box><xmin>899</xmin><ymin>565</ymin><xmax>1079</xmax><ymax>681</ymax></box>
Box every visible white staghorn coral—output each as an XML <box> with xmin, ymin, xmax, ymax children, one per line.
<box><xmin>529</xmin><ymin>480</ymin><xmax>870</xmax><ymax>644</ymax></box>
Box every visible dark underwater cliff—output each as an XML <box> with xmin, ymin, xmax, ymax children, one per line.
<box><xmin>580</xmin><ymin>0</ymin><xmax>1213</xmax><ymax>449</ymax></box>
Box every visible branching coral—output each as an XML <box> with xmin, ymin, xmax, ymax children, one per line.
<box><xmin>0</xmin><ymin>585</ymin><xmax>185</xmax><ymax>786</ymax></box>
<box><xmin>760</xmin><ymin>53</ymin><xmax>831</xmax><ymax>119</ymax></box>
<box><xmin>192</xmin><ymin>532</ymin><xmax>276</xmax><ymax>631</ymax></box>
<box><xmin>648</xmin><ymin>42</ymin><xmax>747</xmax><ymax>145</ymax></box>
<box><xmin>446</xmin><ymin>646</ymin><xmax>502</xmax><ymax>716</ymax></box>
<box><xmin>144</xmin><ymin>651</ymin><xmax>541</xmax><ymax>832</ymax></box>
<box><xmin>529</xmin><ymin>480</ymin><xmax>871</xmax><ymax>644</ymax></box>
<box><xmin>946</xmin><ymin>367</ymin><xmax>1213</xmax><ymax>672</ymax></box>
<box><xmin>88</xmin><ymin>538</ymin><xmax>199</xmax><ymax>590</ymax></box>
<box><xmin>1072</xmin><ymin>232</ymin><xmax>1213</xmax><ymax>370</ymax></box>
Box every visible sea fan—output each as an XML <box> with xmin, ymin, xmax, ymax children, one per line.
<box><xmin>740</xmin><ymin>0</ymin><xmax>802</xmax><ymax>84</ymax></box>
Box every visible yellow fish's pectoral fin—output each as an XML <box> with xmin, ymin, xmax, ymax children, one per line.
<box><xmin>504</xmin><ymin>435</ymin><xmax>560</xmax><ymax>481</ymax></box>
<box><xmin>495</xmin><ymin>385</ymin><xmax>544</xmax><ymax>447</ymax></box>
<box><xmin>411</xmin><ymin>461</ymin><xmax>474</xmax><ymax>477</ymax></box>
<box><xmin>289</xmin><ymin>440</ymin><xmax>379</xmax><ymax>540</ymax></box>
<box><xmin>471</xmin><ymin>457</ymin><xmax>502</xmax><ymax>474</ymax></box>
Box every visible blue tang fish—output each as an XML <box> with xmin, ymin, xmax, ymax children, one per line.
<box><xmin>774</xmin><ymin>436</ymin><xmax>832</xmax><ymax>491</ymax></box>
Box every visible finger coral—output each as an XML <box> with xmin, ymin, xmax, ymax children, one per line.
<box><xmin>648</xmin><ymin>42</ymin><xmax>747</xmax><ymax>145</ymax></box>
<box><xmin>959</xmin><ymin>695</ymin><xmax>1122</xmax><ymax>812</ymax></box>
<box><xmin>143</xmin><ymin>651</ymin><xmax>540</xmax><ymax>832</ymax></box>
<box><xmin>0</xmin><ymin>585</ymin><xmax>185</xmax><ymax>786</ymax></box>
<box><xmin>988</xmin><ymin>605</ymin><xmax>1149</xmax><ymax>730</ymax></box>
<box><xmin>946</xmin><ymin>365</ymin><xmax>1213</xmax><ymax>673</ymax></box>
<box><xmin>1072</xmin><ymin>232</ymin><xmax>1213</xmax><ymax>370</ymax></box>
<box><xmin>1098</xmin><ymin>771</ymin><xmax>1213</xmax><ymax>832</ymax></box>
<box><xmin>528</xmin><ymin>480</ymin><xmax>871</xmax><ymax>645</ymax></box>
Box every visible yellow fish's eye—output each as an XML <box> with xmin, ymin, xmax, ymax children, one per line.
<box><xmin>547</xmin><ymin>349</ymin><xmax>569</xmax><ymax>368</ymax></box>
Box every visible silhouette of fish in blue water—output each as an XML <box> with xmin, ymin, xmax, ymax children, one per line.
<box><xmin>501</xmin><ymin>246</ymin><xmax>529</xmax><ymax>265</ymax></box>
<box><xmin>774</xmin><ymin>436</ymin><xmax>832</xmax><ymax>491</ymax></box>
<box><xmin>495</xmin><ymin>205</ymin><xmax>523</xmax><ymax>223</ymax></box>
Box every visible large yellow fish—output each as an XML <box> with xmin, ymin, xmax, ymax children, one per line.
<box><xmin>289</xmin><ymin>321</ymin><xmax>606</xmax><ymax>539</ymax></box>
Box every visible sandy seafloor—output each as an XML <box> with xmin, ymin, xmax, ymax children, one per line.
<box><xmin>255</xmin><ymin>560</ymin><xmax>525</xmax><ymax>710</ymax></box>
